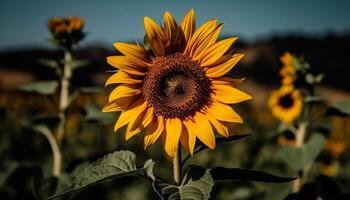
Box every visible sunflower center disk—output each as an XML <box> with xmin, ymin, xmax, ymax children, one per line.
<box><xmin>142</xmin><ymin>53</ymin><xmax>211</xmax><ymax>119</ymax></box>
<box><xmin>279</xmin><ymin>94</ymin><xmax>294</xmax><ymax>108</ymax></box>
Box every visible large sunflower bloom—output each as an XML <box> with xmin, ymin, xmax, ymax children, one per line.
<box><xmin>103</xmin><ymin>9</ymin><xmax>251</xmax><ymax>158</ymax></box>
<box><xmin>268</xmin><ymin>85</ymin><xmax>302</xmax><ymax>124</ymax></box>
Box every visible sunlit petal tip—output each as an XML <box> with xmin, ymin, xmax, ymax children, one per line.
<box><xmin>102</xmin><ymin>102</ymin><xmax>122</xmax><ymax>113</ymax></box>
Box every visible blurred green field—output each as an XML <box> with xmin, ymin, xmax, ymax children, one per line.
<box><xmin>1</xmin><ymin>84</ymin><xmax>349</xmax><ymax>199</ymax></box>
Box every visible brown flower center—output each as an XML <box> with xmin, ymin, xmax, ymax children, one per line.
<box><xmin>142</xmin><ymin>53</ymin><xmax>211</xmax><ymax>119</ymax></box>
<box><xmin>279</xmin><ymin>94</ymin><xmax>294</xmax><ymax>108</ymax></box>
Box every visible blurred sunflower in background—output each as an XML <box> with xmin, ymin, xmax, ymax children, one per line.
<box><xmin>268</xmin><ymin>85</ymin><xmax>303</xmax><ymax>124</ymax></box>
<box><xmin>48</xmin><ymin>16</ymin><xmax>85</xmax><ymax>48</ymax></box>
<box><xmin>279</xmin><ymin>52</ymin><xmax>296</xmax><ymax>85</ymax></box>
<box><xmin>277</xmin><ymin>130</ymin><xmax>296</xmax><ymax>146</ymax></box>
<box><xmin>319</xmin><ymin>139</ymin><xmax>347</xmax><ymax>177</ymax></box>
<box><xmin>103</xmin><ymin>9</ymin><xmax>251</xmax><ymax>158</ymax></box>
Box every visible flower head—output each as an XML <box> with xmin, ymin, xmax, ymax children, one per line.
<box><xmin>103</xmin><ymin>9</ymin><xmax>251</xmax><ymax>158</ymax></box>
<box><xmin>279</xmin><ymin>52</ymin><xmax>296</xmax><ymax>85</ymax></box>
<box><xmin>47</xmin><ymin>16</ymin><xmax>85</xmax><ymax>48</ymax></box>
<box><xmin>277</xmin><ymin>130</ymin><xmax>296</xmax><ymax>146</ymax></box>
<box><xmin>268</xmin><ymin>85</ymin><xmax>302</xmax><ymax>124</ymax></box>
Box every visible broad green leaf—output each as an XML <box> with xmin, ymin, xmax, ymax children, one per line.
<box><xmin>46</xmin><ymin>151</ymin><xmax>154</xmax><ymax>199</ymax></box>
<box><xmin>182</xmin><ymin>134</ymin><xmax>251</xmax><ymax>164</ymax></box>
<box><xmin>19</xmin><ymin>80</ymin><xmax>59</xmax><ymax>95</ymax></box>
<box><xmin>279</xmin><ymin>134</ymin><xmax>326</xmax><ymax>172</ymax></box>
<box><xmin>153</xmin><ymin>166</ymin><xmax>214</xmax><ymax>200</ymax></box>
<box><xmin>327</xmin><ymin>100</ymin><xmax>350</xmax><ymax>117</ymax></box>
<box><xmin>32</xmin><ymin>177</ymin><xmax>59</xmax><ymax>200</ymax></box>
<box><xmin>264</xmin><ymin>183</ymin><xmax>292</xmax><ymax>200</ymax></box>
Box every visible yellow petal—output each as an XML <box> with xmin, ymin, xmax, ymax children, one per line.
<box><xmin>141</xmin><ymin>107</ymin><xmax>154</xmax><ymax>128</ymax></box>
<box><xmin>111</xmin><ymin>95</ymin><xmax>140</xmax><ymax>111</ymax></box>
<box><xmin>113</xmin><ymin>99</ymin><xmax>145</xmax><ymax>133</ymax></box>
<box><xmin>182</xmin><ymin>120</ymin><xmax>197</xmax><ymax>155</ymax></box>
<box><xmin>144</xmin><ymin>17</ymin><xmax>165</xmax><ymax>56</ymax></box>
<box><xmin>193</xmin><ymin>112</ymin><xmax>216</xmax><ymax>149</ymax></box>
<box><xmin>125</xmin><ymin>123</ymin><xmax>141</xmax><ymax>141</ymax></box>
<box><xmin>184</xmin><ymin>19</ymin><xmax>217</xmax><ymax>56</ymax></box>
<box><xmin>105</xmin><ymin>71</ymin><xmax>142</xmax><ymax>86</ymax></box>
<box><xmin>163</xmin><ymin>118</ymin><xmax>182</xmax><ymax>158</ymax></box>
<box><xmin>210</xmin><ymin>77</ymin><xmax>245</xmax><ymax>87</ymax></box>
<box><xmin>199</xmin><ymin>37</ymin><xmax>238</xmax><ymax>66</ymax></box>
<box><xmin>107</xmin><ymin>56</ymin><xmax>147</xmax><ymax>75</ymax></box>
<box><xmin>212</xmin><ymin>84</ymin><xmax>252</xmax><ymax>104</ymax></box>
<box><xmin>108</xmin><ymin>84</ymin><xmax>141</xmax><ymax>102</ymax></box>
<box><xmin>164</xmin><ymin>11</ymin><xmax>177</xmax><ymax>41</ymax></box>
<box><xmin>191</xmin><ymin>23</ymin><xmax>223</xmax><ymax>59</ymax></box>
<box><xmin>113</xmin><ymin>43</ymin><xmax>151</xmax><ymax>63</ymax></box>
<box><xmin>102</xmin><ymin>101</ymin><xmax>122</xmax><ymax>112</ymax></box>
<box><xmin>209</xmin><ymin>101</ymin><xmax>243</xmax><ymax>123</ymax></box>
<box><xmin>144</xmin><ymin>116</ymin><xmax>164</xmax><ymax>149</ymax></box>
<box><xmin>126</xmin><ymin>102</ymin><xmax>148</xmax><ymax>140</ymax></box>
<box><xmin>179</xmin><ymin>125</ymin><xmax>193</xmax><ymax>155</ymax></box>
<box><xmin>206</xmin><ymin>112</ymin><xmax>229</xmax><ymax>137</ymax></box>
<box><xmin>206</xmin><ymin>54</ymin><xmax>244</xmax><ymax>77</ymax></box>
<box><xmin>181</xmin><ymin>9</ymin><xmax>195</xmax><ymax>42</ymax></box>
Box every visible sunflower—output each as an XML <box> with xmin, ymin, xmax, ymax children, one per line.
<box><xmin>268</xmin><ymin>85</ymin><xmax>302</xmax><ymax>124</ymax></box>
<box><xmin>279</xmin><ymin>52</ymin><xmax>296</xmax><ymax>85</ymax></box>
<box><xmin>324</xmin><ymin>139</ymin><xmax>347</xmax><ymax>158</ymax></box>
<box><xmin>47</xmin><ymin>16</ymin><xmax>85</xmax><ymax>48</ymax></box>
<box><xmin>103</xmin><ymin>9</ymin><xmax>251</xmax><ymax>158</ymax></box>
<box><xmin>277</xmin><ymin>130</ymin><xmax>296</xmax><ymax>146</ymax></box>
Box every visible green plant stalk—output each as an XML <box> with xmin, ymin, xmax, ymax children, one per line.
<box><xmin>57</xmin><ymin>50</ymin><xmax>72</xmax><ymax>144</ymax></box>
<box><xmin>37</xmin><ymin>126</ymin><xmax>62</xmax><ymax>177</ymax></box>
<box><xmin>173</xmin><ymin>145</ymin><xmax>182</xmax><ymax>185</ymax></box>
<box><xmin>292</xmin><ymin>121</ymin><xmax>308</xmax><ymax>193</ymax></box>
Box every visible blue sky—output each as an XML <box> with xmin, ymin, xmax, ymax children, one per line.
<box><xmin>0</xmin><ymin>0</ymin><xmax>349</xmax><ymax>50</ymax></box>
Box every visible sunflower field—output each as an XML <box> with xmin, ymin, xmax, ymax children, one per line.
<box><xmin>1</xmin><ymin>1</ymin><xmax>350</xmax><ymax>200</ymax></box>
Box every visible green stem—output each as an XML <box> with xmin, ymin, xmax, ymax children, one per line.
<box><xmin>37</xmin><ymin>126</ymin><xmax>62</xmax><ymax>177</ymax></box>
<box><xmin>56</xmin><ymin>49</ymin><xmax>72</xmax><ymax>144</ymax></box>
<box><xmin>292</xmin><ymin>121</ymin><xmax>308</xmax><ymax>193</ymax></box>
<box><xmin>173</xmin><ymin>145</ymin><xmax>182</xmax><ymax>185</ymax></box>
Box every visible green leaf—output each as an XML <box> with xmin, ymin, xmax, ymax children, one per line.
<box><xmin>38</xmin><ymin>59</ymin><xmax>62</xmax><ymax>76</ymax></box>
<box><xmin>32</xmin><ymin>177</ymin><xmax>59</xmax><ymax>200</ymax></box>
<box><xmin>304</xmin><ymin>96</ymin><xmax>324</xmax><ymax>104</ymax></box>
<box><xmin>279</xmin><ymin>134</ymin><xmax>326</xmax><ymax>172</ymax></box>
<box><xmin>62</xmin><ymin>59</ymin><xmax>89</xmax><ymax>70</ymax></box>
<box><xmin>264</xmin><ymin>183</ymin><xmax>292</xmax><ymax>200</ymax></box>
<box><xmin>0</xmin><ymin>161</ymin><xmax>19</xmax><ymax>186</ymax></box>
<box><xmin>182</xmin><ymin>134</ymin><xmax>251</xmax><ymax>164</ymax></box>
<box><xmin>153</xmin><ymin>166</ymin><xmax>214</xmax><ymax>200</ymax></box>
<box><xmin>19</xmin><ymin>81</ymin><xmax>59</xmax><ymax>95</ymax></box>
<box><xmin>305</xmin><ymin>73</ymin><xmax>315</xmax><ymax>84</ymax></box>
<box><xmin>77</xmin><ymin>87</ymin><xmax>102</xmax><ymax>94</ymax></box>
<box><xmin>210</xmin><ymin>167</ymin><xmax>295</xmax><ymax>183</ymax></box>
<box><xmin>84</xmin><ymin>104</ymin><xmax>114</xmax><ymax>124</ymax></box>
<box><xmin>326</xmin><ymin>100</ymin><xmax>350</xmax><ymax>117</ymax></box>
<box><xmin>46</xmin><ymin>151</ymin><xmax>154</xmax><ymax>199</ymax></box>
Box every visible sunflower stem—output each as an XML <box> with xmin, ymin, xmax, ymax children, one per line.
<box><xmin>36</xmin><ymin>126</ymin><xmax>62</xmax><ymax>177</ymax></box>
<box><xmin>173</xmin><ymin>145</ymin><xmax>182</xmax><ymax>185</ymax></box>
<box><xmin>57</xmin><ymin>49</ymin><xmax>72</xmax><ymax>144</ymax></box>
<box><xmin>292</xmin><ymin>121</ymin><xmax>308</xmax><ymax>193</ymax></box>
